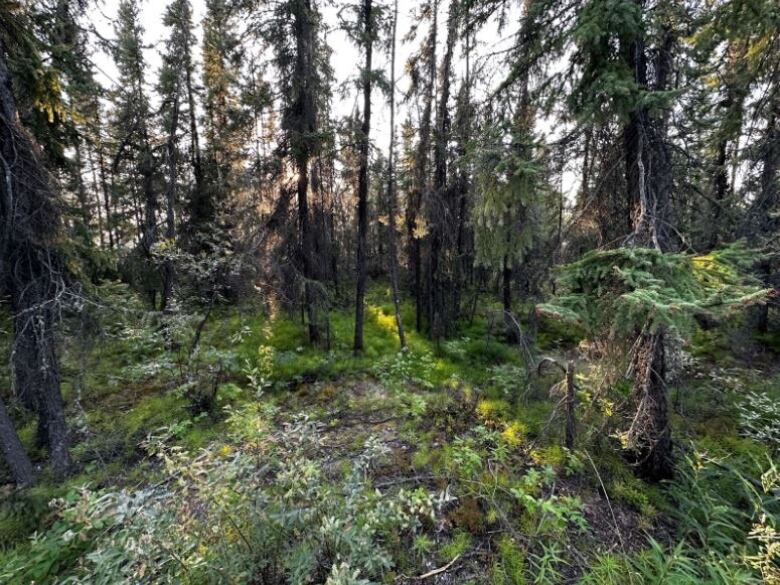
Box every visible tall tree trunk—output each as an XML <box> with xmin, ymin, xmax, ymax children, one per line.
<box><xmin>354</xmin><ymin>0</ymin><xmax>373</xmax><ymax>354</ymax></box>
<box><xmin>93</xmin><ymin>107</ymin><xmax>115</xmax><ymax>249</ymax></box>
<box><xmin>299</xmin><ymin>163</ymin><xmax>320</xmax><ymax>344</ymax></box>
<box><xmin>407</xmin><ymin>1</ymin><xmax>437</xmax><ymax>333</ymax></box>
<box><xmin>502</xmin><ymin>253</ymin><xmax>513</xmax><ymax>338</ymax></box>
<box><xmin>86</xmin><ymin>143</ymin><xmax>106</xmax><ymax>249</ymax></box>
<box><xmin>705</xmin><ymin>44</ymin><xmax>744</xmax><ymax>250</ymax></box>
<box><xmin>0</xmin><ymin>42</ymin><xmax>70</xmax><ymax>479</ymax></box>
<box><xmin>73</xmin><ymin>139</ymin><xmax>93</xmax><ymax>247</ymax></box>
<box><xmin>750</xmin><ymin>92</ymin><xmax>780</xmax><ymax>333</ymax></box>
<box><xmin>708</xmin><ymin>138</ymin><xmax>729</xmax><ymax>248</ymax></box>
<box><xmin>11</xmin><ymin>286</ymin><xmax>70</xmax><ymax>477</ymax></box>
<box><xmin>386</xmin><ymin>0</ymin><xmax>406</xmax><ymax>349</ymax></box>
<box><xmin>428</xmin><ymin>0</ymin><xmax>456</xmax><ymax>340</ymax></box>
<box><xmin>292</xmin><ymin>0</ymin><xmax>322</xmax><ymax>345</ymax></box>
<box><xmin>621</xmin><ymin>1</ymin><xmax>674</xmax><ymax>480</ymax></box>
<box><xmin>452</xmin><ymin>4</ymin><xmax>473</xmax><ymax>319</ymax></box>
<box><xmin>141</xmin><ymin>132</ymin><xmax>157</xmax><ymax>310</ymax></box>
<box><xmin>185</xmin><ymin>33</ymin><xmax>207</xmax><ymax>241</ymax></box>
<box><xmin>162</xmin><ymin>88</ymin><xmax>181</xmax><ymax>313</ymax></box>
<box><xmin>623</xmin><ymin>15</ymin><xmax>671</xmax><ymax>252</ymax></box>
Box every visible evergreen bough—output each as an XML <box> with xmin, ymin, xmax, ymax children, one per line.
<box><xmin>537</xmin><ymin>243</ymin><xmax>770</xmax><ymax>339</ymax></box>
<box><xmin>538</xmin><ymin>243</ymin><xmax>771</xmax><ymax>480</ymax></box>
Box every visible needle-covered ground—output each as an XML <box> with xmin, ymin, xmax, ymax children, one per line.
<box><xmin>0</xmin><ymin>287</ymin><xmax>778</xmax><ymax>584</ymax></box>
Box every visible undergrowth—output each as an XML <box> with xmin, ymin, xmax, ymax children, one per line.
<box><xmin>0</xmin><ymin>285</ymin><xmax>778</xmax><ymax>583</ymax></box>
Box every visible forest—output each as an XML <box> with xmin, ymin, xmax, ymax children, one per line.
<box><xmin>0</xmin><ymin>0</ymin><xmax>779</xmax><ymax>582</ymax></box>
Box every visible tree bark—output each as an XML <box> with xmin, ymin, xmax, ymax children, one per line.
<box><xmin>565</xmin><ymin>360</ymin><xmax>575</xmax><ymax>451</ymax></box>
<box><xmin>162</xmin><ymin>85</ymin><xmax>181</xmax><ymax>313</ymax></box>
<box><xmin>0</xmin><ymin>398</ymin><xmax>35</xmax><ymax>486</ymax></box>
<box><xmin>621</xmin><ymin>0</ymin><xmax>674</xmax><ymax>480</ymax></box>
<box><xmin>0</xmin><ymin>40</ymin><xmax>70</xmax><ymax>479</ymax></box>
<box><xmin>292</xmin><ymin>0</ymin><xmax>322</xmax><ymax>345</ymax></box>
<box><xmin>185</xmin><ymin>24</ymin><xmax>208</xmax><ymax>241</ymax></box>
<box><xmin>428</xmin><ymin>0</ymin><xmax>456</xmax><ymax>340</ymax></box>
<box><xmin>627</xmin><ymin>330</ymin><xmax>673</xmax><ymax>480</ymax></box>
<box><xmin>93</xmin><ymin>106</ymin><xmax>115</xmax><ymax>249</ymax></box>
<box><xmin>353</xmin><ymin>0</ymin><xmax>373</xmax><ymax>354</ymax></box>
<box><xmin>407</xmin><ymin>1</ymin><xmax>437</xmax><ymax>333</ymax></box>
<box><xmin>386</xmin><ymin>0</ymin><xmax>406</xmax><ymax>349</ymax></box>
<box><xmin>502</xmin><ymin>254</ymin><xmax>514</xmax><ymax>340</ymax></box>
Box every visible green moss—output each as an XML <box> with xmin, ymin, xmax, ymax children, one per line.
<box><xmin>491</xmin><ymin>535</ymin><xmax>527</xmax><ymax>585</ymax></box>
<box><xmin>411</xmin><ymin>445</ymin><xmax>432</xmax><ymax>469</ymax></box>
<box><xmin>610</xmin><ymin>480</ymin><xmax>656</xmax><ymax>517</ymax></box>
<box><xmin>512</xmin><ymin>401</ymin><xmax>553</xmax><ymax>437</ymax></box>
<box><xmin>476</xmin><ymin>398</ymin><xmax>512</xmax><ymax>425</ymax></box>
<box><xmin>529</xmin><ymin>445</ymin><xmax>567</xmax><ymax>470</ymax></box>
<box><xmin>593</xmin><ymin>449</ymin><xmax>666</xmax><ymax>516</ymax></box>
<box><xmin>120</xmin><ymin>392</ymin><xmax>186</xmax><ymax>438</ymax></box>
<box><xmin>439</xmin><ymin>530</ymin><xmax>471</xmax><ymax>562</ymax></box>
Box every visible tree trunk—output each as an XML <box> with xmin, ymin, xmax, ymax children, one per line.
<box><xmin>11</xmin><ymin>287</ymin><xmax>71</xmax><ymax>478</ymax></box>
<box><xmin>0</xmin><ymin>398</ymin><xmax>35</xmax><ymax>486</ymax></box>
<box><xmin>621</xmin><ymin>1</ymin><xmax>674</xmax><ymax>480</ymax></box>
<box><xmin>93</xmin><ymin>107</ymin><xmax>115</xmax><ymax>249</ymax></box>
<box><xmin>750</xmin><ymin>94</ymin><xmax>780</xmax><ymax>333</ymax></box>
<box><xmin>428</xmin><ymin>0</ymin><xmax>456</xmax><ymax>340</ymax></box>
<box><xmin>386</xmin><ymin>0</ymin><xmax>406</xmax><ymax>349</ymax></box>
<box><xmin>627</xmin><ymin>330</ymin><xmax>673</xmax><ymax>480</ymax></box>
<box><xmin>353</xmin><ymin>0</ymin><xmax>373</xmax><ymax>354</ymax></box>
<box><xmin>0</xmin><ymin>39</ymin><xmax>70</xmax><ymax>479</ymax></box>
<box><xmin>502</xmin><ymin>254</ymin><xmax>514</xmax><ymax>340</ymax></box>
<box><xmin>452</xmin><ymin>5</ymin><xmax>473</xmax><ymax>321</ymax></box>
<box><xmin>407</xmin><ymin>1</ymin><xmax>437</xmax><ymax>333</ymax></box>
<box><xmin>86</xmin><ymin>143</ymin><xmax>106</xmax><ymax>249</ymax></box>
<box><xmin>73</xmin><ymin>139</ymin><xmax>93</xmax><ymax>247</ymax></box>
<box><xmin>299</xmin><ymin>163</ymin><xmax>320</xmax><ymax>344</ymax></box>
<box><xmin>292</xmin><ymin>0</ymin><xmax>322</xmax><ymax>345</ymax></box>
<box><xmin>162</xmin><ymin>87</ymin><xmax>181</xmax><ymax>313</ymax></box>
<box><xmin>565</xmin><ymin>360</ymin><xmax>575</xmax><ymax>450</ymax></box>
<box><xmin>185</xmin><ymin>30</ymin><xmax>208</xmax><ymax>241</ymax></box>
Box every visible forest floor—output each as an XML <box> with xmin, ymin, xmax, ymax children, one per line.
<box><xmin>0</xmin><ymin>287</ymin><xmax>778</xmax><ymax>583</ymax></box>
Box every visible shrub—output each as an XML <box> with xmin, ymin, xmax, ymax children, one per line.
<box><xmin>0</xmin><ymin>408</ymin><xmax>455</xmax><ymax>584</ymax></box>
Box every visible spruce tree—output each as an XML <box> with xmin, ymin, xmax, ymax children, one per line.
<box><xmin>257</xmin><ymin>0</ymin><xmax>333</xmax><ymax>345</ymax></box>
<box><xmin>0</xmin><ymin>0</ymin><xmax>71</xmax><ymax>480</ymax></box>
<box><xmin>111</xmin><ymin>1</ymin><xmax>159</xmax><ymax>304</ymax></box>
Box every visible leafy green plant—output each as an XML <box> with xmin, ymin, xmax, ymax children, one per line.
<box><xmin>373</xmin><ymin>348</ymin><xmax>437</xmax><ymax>390</ymax></box>
<box><xmin>509</xmin><ymin>466</ymin><xmax>587</xmax><ymax>537</ymax></box>
<box><xmin>738</xmin><ymin>392</ymin><xmax>780</xmax><ymax>450</ymax></box>
<box><xmin>440</xmin><ymin>530</ymin><xmax>472</xmax><ymax>561</ymax></box>
<box><xmin>0</xmin><ymin>406</ymin><xmax>455</xmax><ymax>584</ymax></box>
<box><xmin>528</xmin><ymin>542</ymin><xmax>567</xmax><ymax>585</ymax></box>
<box><xmin>489</xmin><ymin>364</ymin><xmax>530</xmax><ymax>401</ymax></box>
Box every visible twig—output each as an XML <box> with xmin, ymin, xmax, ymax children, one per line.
<box><xmin>415</xmin><ymin>554</ymin><xmax>461</xmax><ymax>579</ymax></box>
